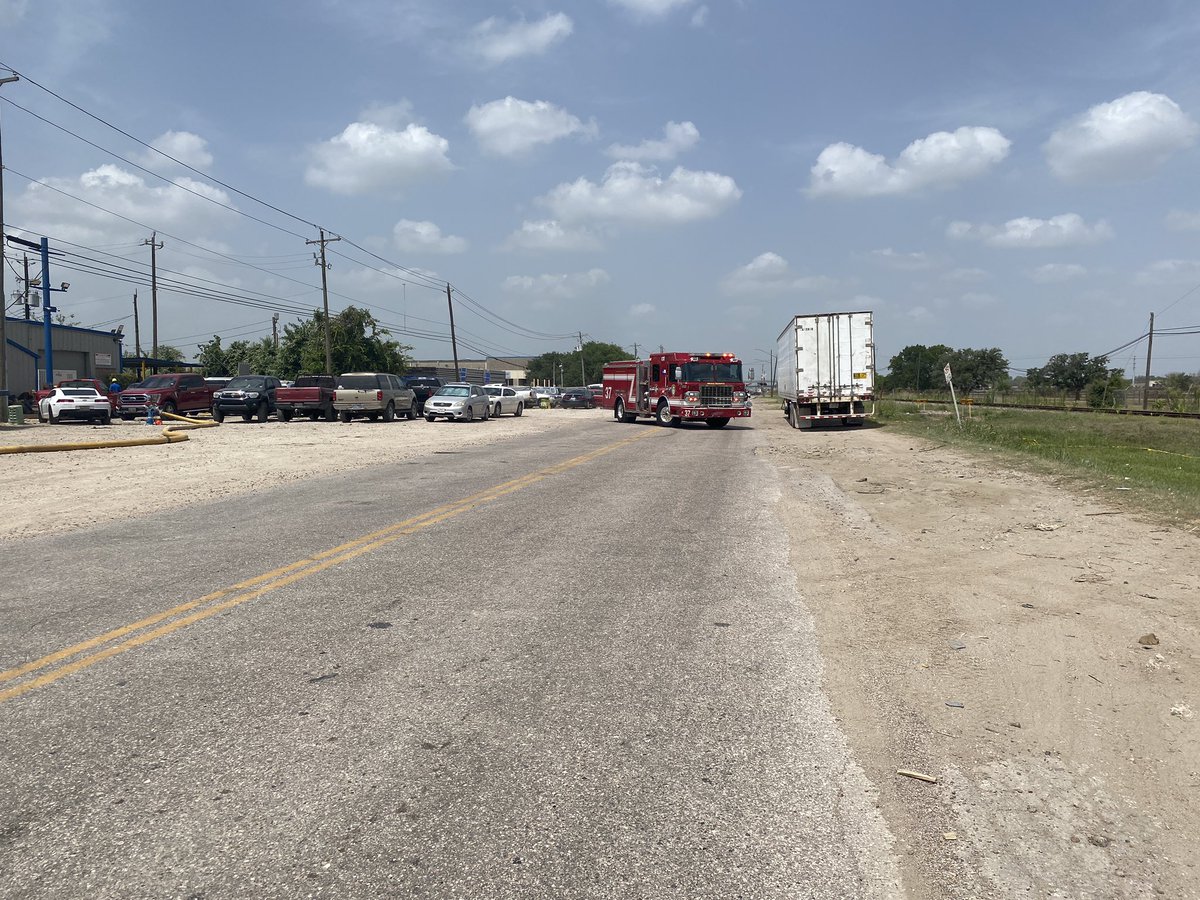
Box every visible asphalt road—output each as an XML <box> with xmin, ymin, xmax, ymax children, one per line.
<box><xmin>0</xmin><ymin>417</ymin><xmax>901</xmax><ymax>899</ymax></box>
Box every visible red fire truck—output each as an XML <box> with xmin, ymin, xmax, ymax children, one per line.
<box><xmin>600</xmin><ymin>351</ymin><xmax>752</xmax><ymax>428</ymax></box>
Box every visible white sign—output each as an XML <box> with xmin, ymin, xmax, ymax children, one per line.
<box><xmin>943</xmin><ymin>363</ymin><xmax>953</xmax><ymax>384</ymax></box>
<box><xmin>53</xmin><ymin>369</ymin><xmax>78</xmax><ymax>383</ymax></box>
<box><xmin>95</xmin><ymin>352</ymin><xmax>113</xmax><ymax>367</ymax></box>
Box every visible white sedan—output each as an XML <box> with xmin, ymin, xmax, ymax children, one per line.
<box><xmin>39</xmin><ymin>387</ymin><xmax>113</xmax><ymax>424</ymax></box>
<box><xmin>483</xmin><ymin>385</ymin><xmax>525</xmax><ymax>417</ymax></box>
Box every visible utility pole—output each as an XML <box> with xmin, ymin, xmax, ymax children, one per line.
<box><xmin>132</xmin><ymin>291</ymin><xmax>142</xmax><ymax>359</ymax></box>
<box><xmin>579</xmin><ymin>331</ymin><xmax>586</xmax><ymax>384</ymax></box>
<box><xmin>0</xmin><ymin>72</ymin><xmax>20</xmax><ymax>421</ymax></box>
<box><xmin>1142</xmin><ymin>312</ymin><xmax>1155</xmax><ymax>410</ymax></box>
<box><xmin>142</xmin><ymin>232</ymin><xmax>163</xmax><ymax>373</ymax></box>
<box><xmin>271</xmin><ymin>313</ymin><xmax>279</xmax><ymax>349</ymax></box>
<box><xmin>307</xmin><ymin>228</ymin><xmax>340</xmax><ymax>374</ymax></box>
<box><xmin>632</xmin><ymin>342</ymin><xmax>640</xmax><ymax>358</ymax></box>
<box><xmin>445</xmin><ymin>283</ymin><xmax>460</xmax><ymax>377</ymax></box>
<box><xmin>22</xmin><ymin>254</ymin><xmax>31</xmax><ymax>319</ymax></box>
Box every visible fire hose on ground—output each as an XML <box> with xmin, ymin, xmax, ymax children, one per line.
<box><xmin>0</xmin><ymin>411</ymin><xmax>219</xmax><ymax>455</ymax></box>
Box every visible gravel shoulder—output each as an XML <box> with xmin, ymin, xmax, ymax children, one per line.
<box><xmin>759</xmin><ymin>410</ymin><xmax>1199</xmax><ymax>899</ymax></box>
<box><xmin>3</xmin><ymin>406</ymin><xmax>1196</xmax><ymax>898</ymax></box>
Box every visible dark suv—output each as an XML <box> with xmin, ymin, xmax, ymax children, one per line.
<box><xmin>403</xmin><ymin>375</ymin><xmax>443</xmax><ymax>415</ymax></box>
<box><xmin>211</xmin><ymin>375</ymin><xmax>282</xmax><ymax>423</ymax></box>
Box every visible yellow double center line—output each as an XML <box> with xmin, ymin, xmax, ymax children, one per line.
<box><xmin>0</xmin><ymin>428</ymin><xmax>662</xmax><ymax>705</ymax></box>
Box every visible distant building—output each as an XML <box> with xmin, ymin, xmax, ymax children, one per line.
<box><xmin>411</xmin><ymin>357</ymin><xmax>532</xmax><ymax>385</ymax></box>
<box><xmin>4</xmin><ymin>315</ymin><xmax>124</xmax><ymax>401</ymax></box>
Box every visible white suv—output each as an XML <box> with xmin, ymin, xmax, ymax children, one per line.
<box><xmin>424</xmin><ymin>383</ymin><xmax>491</xmax><ymax>422</ymax></box>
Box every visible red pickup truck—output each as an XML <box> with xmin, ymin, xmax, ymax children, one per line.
<box><xmin>117</xmin><ymin>373</ymin><xmax>213</xmax><ymax>419</ymax></box>
<box><xmin>34</xmin><ymin>378</ymin><xmax>120</xmax><ymax>412</ymax></box>
<box><xmin>275</xmin><ymin>375</ymin><xmax>336</xmax><ymax>421</ymax></box>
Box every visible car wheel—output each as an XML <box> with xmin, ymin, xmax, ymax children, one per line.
<box><xmin>383</xmin><ymin>401</ymin><xmax>396</xmax><ymax>422</ymax></box>
<box><xmin>254</xmin><ymin>401</ymin><xmax>268</xmax><ymax>423</ymax></box>
<box><xmin>515</xmin><ymin>402</ymin><xmax>523</xmax><ymax>417</ymax></box>
<box><xmin>49</xmin><ymin>407</ymin><xmax>60</xmax><ymax>424</ymax></box>
<box><xmin>493</xmin><ymin>403</ymin><xmax>502</xmax><ymax>418</ymax></box>
<box><xmin>324</xmin><ymin>404</ymin><xmax>336</xmax><ymax>422</ymax></box>
<box><xmin>339</xmin><ymin>410</ymin><xmax>351</xmax><ymax>423</ymax></box>
<box><xmin>367</xmin><ymin>412</ymin><xmax>379</xmax><ymax>422</ymax></box>
<box><xmin>120</xmin><ymin>413</ymin><xmax>133</xmax><ymax>421</ymax></box>
<box><xmin>101</xmin><ymin>413</ymin><xmax>111</xmax><ymax>426</ymax></box>
<box><xmin>241</xmin><ymin>412</ymin><xmax>253</xmax><ymax>422</ymax></box>
<box><xmin>465</xmin><ymin>405</ymin><xmax>474</xmax><ymax>422</ymax></box>
<box><xmin>211</xmin><ymin>406</ymin><xmax>225</xmax><ymax>423</ymax></box>
<box><xmin>279</xmin><ymin>409</ymin><xmax>293</xmax><ymax>422</ymax></box>
<box><xmin>405</xmin><ymin>404</ymin><xmax>416</xmax><ymax>421</ymax></box>
<box><xmin>426</xmin><ymin>415</ymin><xmax>436</xmax><ymax>423</ymax></box>
<box><xmin>38</xmin><ymin>406</ymin><xmax>47</xmax><ymax>423</ymax></box>
<box><xmin>161</xmin><ymin>401</ymin><xmax>177</xmax><ymax>416</ymax></box>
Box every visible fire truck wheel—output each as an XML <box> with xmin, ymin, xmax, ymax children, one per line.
<box><xmin>656</xmin><ymin>400</ymin><xmax>679</xmax><ymax>427</ymax></box>
<box><xmin>706</xmin><ymin>417</ymin><xmax>730</xmax><ymax>428</ymax></box>
<box><xmin>613</xmin><ymin>399</ymin><xmax>623</xmax><ymax>421</ymax></box>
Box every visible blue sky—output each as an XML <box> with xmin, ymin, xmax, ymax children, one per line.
<box><xmin>3</xmin><ymin>0</ymin><xmax>1200</xmax><ymax>380</ymax></box>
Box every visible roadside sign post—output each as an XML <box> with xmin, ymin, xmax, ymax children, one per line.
<box><xmin>944</xmin><ymin>363</ymin><xmax>962</xmax><ymax>428</ymax></box>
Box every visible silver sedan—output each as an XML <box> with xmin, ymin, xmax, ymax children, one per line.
<box><xmin>424</xmin><ymin>383</ymin><xmax>491</xmax><ymax>422</ymax></box>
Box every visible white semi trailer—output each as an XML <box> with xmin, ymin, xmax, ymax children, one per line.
<box><xmin>775</xmin><ymin>310</ymin><xmax>875</xmax><ymax>428</ymax></box>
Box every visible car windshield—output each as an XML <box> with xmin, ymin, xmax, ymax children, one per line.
<box><xmin>62</xmin><ymin>388</ymin><xmax>99</xmax><ymax>397</ymax></box>
<box><xmin>680</xmin><ymin>362</ymin><xmax>742</xmax><ymax>382</ymax></box>
<box><xmin>436</xmin><ymin>386</ymin><xmax>469</xmax><ymax>397</ymax></box>
<box><xmin>337</xmin><ymin>375</ymin><xmax>379</xmax><ymax>390</ymax></box>
<box><xmin>138</xmin><ymin>375</ymin><xmax>176</xmax><ymax>389</ymax></box>
<box><xmin>224</xmin><ymin>376</ymin><xmax>265</xmax><ymax>390</ymax></box>
<box><xmin>406</xmin><ymin>377</ymin><xmax>440</xmax><ymax>387</ymax></box>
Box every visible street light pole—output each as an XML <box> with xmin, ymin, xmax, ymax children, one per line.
<box><xmin>0</xmin><ymin>73</ymin><xmax>20</xmax><ymax>421</ymax></box>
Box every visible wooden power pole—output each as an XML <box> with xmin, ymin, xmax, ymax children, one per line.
<box><xmin>307</xmin><ymin>228</ymin><xmax>341</xmax><ymax>374</ymax></box>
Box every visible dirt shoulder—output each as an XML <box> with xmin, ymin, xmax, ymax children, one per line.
<box><xmin>759</xmin><ymin>410</ymin><xmax>1199</xmax><ymax>899</ymax></box>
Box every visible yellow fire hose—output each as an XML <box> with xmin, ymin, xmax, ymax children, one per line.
<box><xmin>0</xmin><ymin>410</ymin><xmax>218</xmax><ymax>455</ymax></box>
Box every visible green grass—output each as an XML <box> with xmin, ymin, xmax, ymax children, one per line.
<box><xmin>875</xmin><ymin>400</ymin><xmax>1200</xmax><ymax>528</ymax></box>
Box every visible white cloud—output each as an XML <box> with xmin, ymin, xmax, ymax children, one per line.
<box><xmin>1166</xmin><ymin>209</ymin><xmax>1200</xmax><ymax>231</ymax></box>
<box><xmin>607</xmin><ymin>121</ymin><xmax>700</xmax><ymax>161</ymax></box>
<box><xmin>1135</xmin><ymin>259</ymin><xmax>1200</xmax><ymax>285</ymax></box>
<box><xmin>721</xmin><ymin>252</ymin><xmax>837</xmax><ymax>296</ymax></box>
<box><xmin>961</xmin><ymin>291</ymin><xmax>997</xmax><ymax>309</ymax></box>
<box><xmin>609</xmin><ymin>0</ymin><xmax>694</xmax><ymax>20</ymax></box>
<box><xmin>305</xmin><ymin>115</ymin><xmax>453</xmax><ymax>195</ymax></box>
<box><xmin>1029</xmin><ymin>263</ymin><xmax>1087</xmax><ymax>283</ymax></box>
<box><xmin>1044</xmin><ymin>91</ymin><xmax>1199</xmax><ymax>183</ymax></box>
<box><xmin>690</xmin><ymin>5</ymin><xmax>709</xmax><ymax>27</ymax></box>
<box><xmin>906</xmin><ymin>305</ymin><xmax>933</xmax><ymax>321</ymax></box>
<box><xmin>465</xmin><ymin>12</ymin><xmax>572</xmax><ymax>65</ymax></box>
<box><xmin>465</xmin><ymin>97</ymin><xmax>596</xmax><ymax>157</ymax></box>
<box><xmin>502</xmin><ymin>219</ymin><xmax>604</xmax><ymax>252</ymax></box>
<box><xmin>137</xmin><ymin>131</ymin><xmax>213</xmax><ymax>171</ymax></box>
<box><xmin>629</xmin><ymin>302</ymin><xmax>656</xmax><ymax>317</ymax></box>
<box><xmin>392</xmin><ymin>219</ymin><xmax>467</xmax><ymax>254</ymax></box>
<box><xmin>947</xmin><ymin>214</ymin><xmax>1113</xmax><ymax>248</ymax></box>
<box><xmin>12</xmin><ymin>164</ymin><xmax>235</xmax><ymax>246</ymax></box>
<box><xmin>809</xmin><ymin>126</ymin><xmax>1011</xmax><ymax>197</ymax></box>
<box><xmin>870</xmin><ymin>248</ymin><xmax>931</xmax><ymax>270</ymax></box>
<box><xmin>502</xmin><ymin>268</ymin><xmax>611</xmax><ymax>301</ymax></box>
<box><xmin>540</xmin><ymin>161</ymin><xmax>741</xmax><ymax>225</ymax></box>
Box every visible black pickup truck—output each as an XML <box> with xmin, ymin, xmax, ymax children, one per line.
<box><xmin>403</xmin><ymin>375</ymin><xmax>443</xmax><ymax>416</ymax></box>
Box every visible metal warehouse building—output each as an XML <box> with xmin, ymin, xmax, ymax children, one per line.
<box><xmin>3</xmin><ymin>315</ymin><xmax>124</xmax><ymax>403</ymax></box>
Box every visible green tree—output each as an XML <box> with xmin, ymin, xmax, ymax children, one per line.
<box><xmin>946</xmin><ymin>347</ymin><xmax>1009</xmax><ymax>393</ymax></box>
<box><xmin>197</xmin><ymin>336</ymin><xmax>231</xmax><ymax>376</ymax></box>
<box><xmin>527</xmin><ymin>341</ymin><xmax>630</xmax><ymax>385</ymax></box>
<box><xmin>1041</xmin><ymin>352</ymin><xmax>1110</xmax><ymax>400</ymax></box>
<box><xmin>1023</xmin><ymin>366</ymin><xmax>1048</xmax><ymax>395</ymax></box>
<box><xmin>1086</xmin><ymin>369</ymin><xmax>1128</xmax><ymax>408</ymax></box>
<box><xmin>885</xmin><ymin>344</ymin><xmax>953</xmax><ymax>391</ymax></box>
<box><xmin>279</xmin><ymin>307</ymin><xmax>411</xmax><ymax>377</ymax></box>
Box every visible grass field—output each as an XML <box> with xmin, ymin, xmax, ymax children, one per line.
<box><xmin>874</xmin><ymin>400</ymin><xmax>1200</xmax><ymax>527</ymax></box>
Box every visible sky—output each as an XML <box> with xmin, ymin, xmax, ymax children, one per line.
<box><xmin>2</xmin><ymin>0</ymin><xmax>1200</xmax><ymax>381</ymax></box>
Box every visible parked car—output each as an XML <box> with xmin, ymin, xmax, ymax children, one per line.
<box><xmin>211</xmin><ymin>375</ymin><xmax>282</xmax><ymax>423</ymax></box>
<box><xmin>34</xmin><ymin>378</ymin><xmax>120</xmax><ymax>413</ymax></box>
<box><xmin>403</xmin><ymin>375</ymin><xmax>444</xmax><ymax>415</ymax></box>
<box><xmin>39</xmin><ymin>387</ymin><xmax>112</xmax><ymax>424</ymax></box>
<box><xmin>118</xmin><ymin>373</ymin><xmax>213</xmax><ymax>419</ymax></box>
<box><xmin>560</xmin><ymin>387</ymin><xmax>596</xmax><ymax>409</ymax></box>
<box><xmin>483</xmin><ymin>385</ymin><xmax>525</xmax><ymax>417</ymax></box>
<box><xmin>276</xmin><ymin>374</ymin><xmax>336</xmax><ymax>422</ymax></box>
<box><xmin>424</xmin><ymin>383</ymin><xmax>491</xmax><ymax>422</ymax></box>
<box><xmin>333</xmin><ymin>372</ymin><xmax>415</xmax><ymax>423</ymax></box>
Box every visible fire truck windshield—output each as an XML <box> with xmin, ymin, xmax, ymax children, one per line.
<box><xmin>681</xmin><ymin>361</ymin><xmax>742</xmax><ymax>382</ymax></box>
